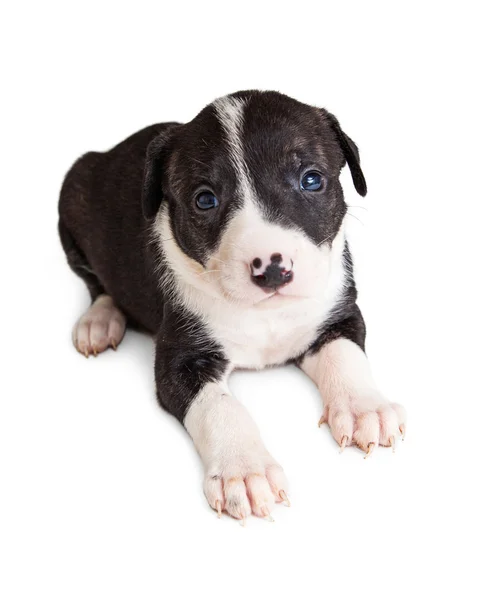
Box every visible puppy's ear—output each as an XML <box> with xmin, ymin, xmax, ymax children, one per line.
<box><xmin>142</xmin><ymin>127</ymin><xmax>177</xmax><ymax>219</ymax></box>
<box><xmin>323</xmin><ymin>112</ymin><xmax>367</xmax><ymax>197</ymax></box>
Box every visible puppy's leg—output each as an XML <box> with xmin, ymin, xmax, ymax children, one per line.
<box><xmin>73</xmin><ymin>294</ymin><xmax>126</xmax><ymax>357</ymax></box>
<box><xmin>58</xmin><ymin>219</ymin><xmax>126</xmax><ymax>357</ymax></box>
<box><xmin>58</xmin><ymin>202</ymin><xmax>104</xmax><ymax>302</ymax></box>
<box><xmin>156</xmin><ymin>318</ymin><xmax>288</xmax><ymax>521</ymax></box>
<box><xmin>185</xmin><ymin>384</ymin><xmax>288</xmax><ymax>520</ymax></box>
<box><xmin>300</xmin><ymin>306</ymin><xmax>406</xmax><ymax>455</ymax></box>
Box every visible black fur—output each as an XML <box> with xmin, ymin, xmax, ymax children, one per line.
<box><xmin>59</xmin><ymin>123</ymin><xmax>177</xmax><ymax>332</ymax></box>
<box><xmin>58</xmin><ymin>90</ymin><xmax>367</xmax><ymax>424</ymax></box>
<box><xmin>142</xmin><ymin>124</ymin><xmax>181</xmax><ymax>219</ymax></box>
<box><xmin>155</xmin><ymin>306</ymin><xmax>229</xmax><ymax>422</ymax></box>
<box><xmin>58</xmin><ymin>217</ymin><xmax>105</xmax><ymax>301</ymax></box>
<box><xmin>233</xmin><ymin>91</ymin><xmax>359</xmax><ymax>248</ymax></box>
<box><xmin>300</xmin><ymin>305</ymin><xmax>366</xmax><ymax>362</ymax></box>
<box><xmin>324</xmin><ymin>112</ymin><xmax>367</xmax><ymax>197</ymax></box>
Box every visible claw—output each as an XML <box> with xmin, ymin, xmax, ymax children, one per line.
<box><xmin>399</xmin><ymin>424</ymin><xmax>406</xmax><ymax>440</ymax></box>
<box><xmin>264</xmin><ymin>512</ymin><xmax>274</xmax><ymax>522</ymax></box>
<box><xmin>110</xmin><ymin>339</ymin><xmax>117</xmax><ymax>351</ymax></box>
<box><xmin>318</xmin><ymin>415</ymin><xmax>326</xmax><ymax>428</ymax></box>
<box><xmin>240</xmin><ymin>518</ymin><xmax>246</xmax><ymax>527</ymax></box>
<box><xmin>389</xmin><ymin>436</ymin><xmax>396</xmax><ymax>453</ymax></box>
<box><xmin>215</xmin><ymin>500</ymin><xmax>222</xmax><ymax>519</ymax></box>
<box><xmin>83</xmin><ymin>349</ymin><xmax>89</xmax><ymax>359</ymax></box>
<box><xmin>279</xmin><ymin>490</ymin><xmax>291</xmax><ymax>507</ymax></box>
<box><xmin>364</xmin><ymin>442</ymin><xmax>376</xmax><ymax>459</ymax></box>
<box><xmin>339</xmin><ymin>435</ymin><xmax>349</xmax><ymax>453</ymax></box>
<box><xmin>92</xmin><ymin>347</ymin><xmax>98</xmax><ymax>357</ymax></box>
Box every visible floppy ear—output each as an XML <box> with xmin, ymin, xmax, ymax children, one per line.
<box><xmin>142</xmin><ymin>128</ymin><xmax>177</xmax><ymax>219</ymax></box>
<box><xmin>324</xmin><ymin>112</ymin><xmax>367</xmax><ymax>197</ymax></box>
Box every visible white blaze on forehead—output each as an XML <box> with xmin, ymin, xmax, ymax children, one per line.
<box><xmin>214</xmin><ymin>95</ymin><xmax>256</xmax><ymax>207</ymax></box>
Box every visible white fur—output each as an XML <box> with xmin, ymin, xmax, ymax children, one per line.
<box><xmin>213</xmin><ymin>95</ymin><xmax>256</xmax><ymax>208</ymax></box>
<box><xmin>301</xmin><ymin>338</ymin><xmax>406</xmax><ymax>450</ymax></box>
<box><xmin>184</xmin><ymin>380</ymin><xmax>287</xmax><ymax>518</ymax></box>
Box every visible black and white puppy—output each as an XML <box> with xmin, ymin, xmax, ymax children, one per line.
<box><xmin>59</xmin><ymin>90</ymin><xmax>406</xmax><ymax>521</ymax></box>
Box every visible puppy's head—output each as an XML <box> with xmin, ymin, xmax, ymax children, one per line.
<box><xmin>143</xmin><ymin>91</ymin><xmax>366</xmax><ymax>305</ymax></box>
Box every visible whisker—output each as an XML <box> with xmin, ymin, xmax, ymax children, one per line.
<box><xmin>225</xmin><ymin>241</ymin><xmax>244</xmax><ymax>252</ymax></box>
<box><xmin>347</xmin><ymin>205</ymin><xmax>368</xmax><ymax>211</ymax></box>
<box><xmin>199</xmin><ymin>269</ymin><xmax>222</xmax><ymax>276</ymax></box>
<box><xmin>346</xmin><ymin>211</ymin><xmax>365</xmax><ymax>226</ymax></box>
<box><xmin>318</xmin><ymin>231</ymin><xmax>335</xmax><ymax>246</ymax></box>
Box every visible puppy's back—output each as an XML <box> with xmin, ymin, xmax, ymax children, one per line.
<box><xmin>58</xmin><ymin>123</ymin><xmax>179</xmax><ymax>331</ymax></box>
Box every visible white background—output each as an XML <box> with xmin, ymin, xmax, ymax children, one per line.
<box><xmin>1</xmin><ymin>1</ymin><xmax>478</xmax><ymax>598</ymax></box>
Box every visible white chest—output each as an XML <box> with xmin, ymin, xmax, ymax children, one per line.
<box><xmin>218</xmin><ymin>304</ymin><xmax>319</xmax><ymax>368</ymax></box>
<box><xmin>204</xmin><ymin>293</ymin><xmax>340</xmax><ymax>369</ymax></box>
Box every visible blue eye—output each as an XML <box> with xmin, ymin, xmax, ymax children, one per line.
<box><xmin>196</xmin><ymin>192</ymin><xmax>219</xmax><ymax>210</ymax></box>
<box><xmin>300</xmin><ymin>171</ymin><xmax>323</xmax><ymax>191</ymax></box>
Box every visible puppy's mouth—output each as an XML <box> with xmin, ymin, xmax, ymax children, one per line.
<box><xmin>254</xmin><ymin>286</ymin><xmax>301</xmax><ymax>305</ymax></box>
<box><xmin>258</xmin><ymin>286</ymin><xmax>288</xmax><ymax>296</ymax></box>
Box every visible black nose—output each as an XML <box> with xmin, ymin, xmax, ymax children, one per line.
<box><xmin>251</xmin><ymin>261</ymin><xmax>293</xmax><ymax>291</ymax></box>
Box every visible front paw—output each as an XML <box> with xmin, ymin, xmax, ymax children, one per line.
<box><xmin>203</xmin><ymin>456</ymin><xmax>289</xmax><ymax>521</ymax></box>
<box><xmin>319</xmin><ymin>395</ymin><xmax>407</xmax><ymax>456</ymax></box>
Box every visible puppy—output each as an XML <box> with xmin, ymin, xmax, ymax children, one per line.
<box><xmin>59</xmin><ymin>90</ymin><xmax>406</xmax><ymax>521</ymax></box>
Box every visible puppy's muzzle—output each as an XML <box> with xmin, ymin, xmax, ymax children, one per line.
<box><xmin>250</xmin><ymin>253</ymin><xmax>294</xmax><ymax>292</ymax></box>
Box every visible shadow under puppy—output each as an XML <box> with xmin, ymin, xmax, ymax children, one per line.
<box><xmin>58</xmin><ymin>90</ymin><xmax>406</xmax><ymax>521</ymax></box>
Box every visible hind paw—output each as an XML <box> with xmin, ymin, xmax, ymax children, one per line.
<box><xmin>72</xmin><ymin>295</ymin><xmax>126</xmax><ymax>357</ymax></box>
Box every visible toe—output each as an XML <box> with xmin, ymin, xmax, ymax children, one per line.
<box><xmin>353</xmin><ymin>411</ymin><xmax>380</xmax><ymax>452</ymax></box>
<box><xmin>223</xmin><ymin>477</ymin><xmax>252</xmax><ymax>520</ymax></box>
<box><xmin>265</xmin><ymin>464</ymin><xmax>289</xmax><ymax>503</ymax></box>
<box><xmin>74</xmin><ymin>319</ymin><xmax>92</xmax><ymax>355</ymax></box>
<box><xmin>107</xmin><ymin>312</ymin><xmax>127</xmax><ymax>348</ymax></box>
<box><xmin>391</xmin><ymin>403</ymin><xmax>407</xmax><ymax>437</ymax></box>
<box><xmin>204</xmin><ymin>475</ymin><xmax>225</xmax><ymax>517</ymax></box>
<box><xmin>328</xmin><ymin>407</ymin><xmax>354</xmax><ymax>447</ymax></box>
<box><xmin>378</xmin><ymin>405</ymin><xmax>400</xmax><ymax>446</ymax></box>
<box><xmin>89</xmin><ymin>319</ymin><xmax>110</xmax><ymax>353</ymax></box>
<box><xmin>245</xmin><ymin>473</ymin><xmax>275</xmax><ymax>517</ymax></box>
